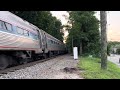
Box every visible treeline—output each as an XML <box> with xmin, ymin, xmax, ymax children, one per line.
<box><xmin>108</xmin><ymin>41</ymin><xmax>120</xmax><ymax>55</ymax></box>
<box><xmin>10</xmin><ymin>11</ymin><xmax>64</xmax><ymax>42</ymax></box>
<box><xmin>65</xmin><ymin>11</ymin><xmax>100</xmax><ymax>57</ymax></box>
<box><xmin>108</xmin><ymin>41</ymin><xmax>120</xmax><ymax>47</ymax></box>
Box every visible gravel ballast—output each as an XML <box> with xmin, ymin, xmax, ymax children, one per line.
<box><xmin>0</xmin><ymin>54</ymin><xmax>83</xmax><ymax>79</ymax></box>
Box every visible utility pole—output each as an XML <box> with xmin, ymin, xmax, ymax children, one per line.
<box><xmin>100</xmin><ymin>11</ymin><xmax>107</xmax><ymax>70</ymax></box>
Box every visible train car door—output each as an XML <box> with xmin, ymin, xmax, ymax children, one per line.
<box><xmin>37</xmin><ymin>29</ymin><xmax>42</xmax><ymax>49</ymax></box>
<box><xmin>41</xmin><ymin>30</ymin><xmax>47</xmax><ymax>52</ymax></box>
<box><xmin>44</xmin><ymin>33</ymin><xmax>47</xmax><ymax>48</ymax></box>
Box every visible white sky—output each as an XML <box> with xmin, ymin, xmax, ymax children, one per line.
<box><xmin>51</xmin><ymin>11</ymin><xmax>69</xmax><ymax>41</ymax></box>
<box><xmin>51</xmin><ymin>11</ymin><xmax>120</xmax><ymax>42</ymax></box>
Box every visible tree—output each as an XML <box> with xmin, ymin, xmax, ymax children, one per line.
<box><xmin>66</xmin><ymin>11</ymin><xmax>100</xmax><ymax>56</ymax></box>
<box><xmin>100</xmin><ymin>11</ymin><xmax>107</xmax><ymax>70</ymax></box>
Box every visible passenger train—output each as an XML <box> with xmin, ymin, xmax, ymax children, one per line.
<box><xmin>0</xmin><ymin>11</ymin><xmax>66</xmax><ymax>69</ymax></box>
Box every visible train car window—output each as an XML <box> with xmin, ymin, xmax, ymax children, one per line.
<box><xmin>34</xmin><ymin>34</ymin><xmax>38</xmax><ymax>40</ymax></box>
<box><xmin>29</xmin><ymin>32</ymin><xmax>33</xmax><ymax>39</ymax></box>
<box><xmin>30</xmin><ymin>32</ymin><xmax>38</xmax><ymax>40</ymax></box>
<box><xmin>2</xmin><ymin>22</ymin><xmax>7</xmax><ymax>30</ymax></box>
<box><xmin>0</xmin><ymin>21</ymin><xmax>6</xmax><ymax>30</ymax></box>
<box><xmin>51</xmin><ymin>40</ymin><xmax>53</xmax><ymax>44</ymax></box>
<box><xmin>30</xmin><ymin>33</ymin><xmax>33</xmax><ymax>39</ymax></box>
<box><xmin>17</xmin><ymin>27</ymin><xmax>24</xmax><ymax>35</ymax></box>
<box><xmin>24</xmin><ymin>30</ymin><xmax>29</xmax><ymax>36</ymax></box>
<box><xmin>5</xmin><ymin>22</ymin><xmax>13</xmax><ymax>31</ymax></box>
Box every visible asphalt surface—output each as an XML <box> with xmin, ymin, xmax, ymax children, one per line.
<box><xmin>108</xmin><ymin>54</ymin><xmax>120</xmax><ymax>67</ymax></box>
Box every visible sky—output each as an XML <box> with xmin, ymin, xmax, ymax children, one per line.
<box><xmin>51</xmin><ymin>11</ymin><xmax>120</xmax><ymax>42</ymax></box>
<box><xmin>50</xmin><ymin>11</ymin><xmax>69</xmax><ymax>39</ymax></box>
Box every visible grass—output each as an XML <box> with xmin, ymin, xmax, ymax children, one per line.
<box><xmin>78</xmin><ymin>56</ymin><xmax>120</xmax><ymax>79</ymax></box>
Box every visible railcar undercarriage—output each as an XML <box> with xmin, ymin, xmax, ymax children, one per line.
<box><xmin>0</xmin><ymin>50</ymin><xmax>66</xmax><ymax>70</ymax></box>
<box><xmin>0</xmin><ymin>51</ymin><xmax>33</xmax><ymax>69</ymax></box>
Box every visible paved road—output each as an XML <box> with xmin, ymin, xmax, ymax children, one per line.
<box><xmin>108</xmin><ymin>54</ymin><xmax>120</xmax><ymax>67</ymax></box>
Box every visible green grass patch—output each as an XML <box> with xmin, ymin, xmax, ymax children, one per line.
<box><xmin>78</xmin><ymin>57</ymin><xmax>120</xmax><ymax>79</ymax></box>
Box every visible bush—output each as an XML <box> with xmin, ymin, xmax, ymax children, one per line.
<box><xmin>116</xmin><ymin>48</ymin><xmax>120</xmax><ymax>54</ymax></box>
<box><xmin>107</xmin><ymin>45</ymin><xmax>110</xmax><ymax>56</ymax></box>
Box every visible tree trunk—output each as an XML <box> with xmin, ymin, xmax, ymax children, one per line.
<box><xmin>100</xmin><ymin>11</ymin><xmax>107</xmax><ymax>70</ymax></box>
<box><xmin>72</xmin><ymin>36</ymin><xmax>73</xmax><ymax>53</ymax></box>
<box><xmin>80</xmin><ymin>41</ymin><xmax>82</xmax><ymax>55</ymax></box>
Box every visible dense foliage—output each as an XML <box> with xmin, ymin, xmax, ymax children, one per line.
<box><xmin>66</xmin><ymin>11</ymin><xmax>100</xmax><ymax>56</ymax></box>
<box><xmin>10</xmin><ymin>11</ymin><xmax>64</xmax><ymax>42</ymax></box>
<box><xmin>108</xmin><ymin>41</ymin><xmax>120</xmax><ymax>54</ymax></box>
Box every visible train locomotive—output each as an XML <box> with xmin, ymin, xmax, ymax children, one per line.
<box><xmin>0</xmin><ymin>11</ymin><xmax>66</xmax><ymax>69</ymax></box>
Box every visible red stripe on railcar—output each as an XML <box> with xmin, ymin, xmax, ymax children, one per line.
<box><xmin>0</xmin><ymin>45</ymin><xmax>39</xmax><ymax>50</ymax></box>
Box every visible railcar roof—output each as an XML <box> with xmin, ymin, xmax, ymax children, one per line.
<box><xmin>44</xmin><ymin>31</ymin><xmax>64</xmax><ymax>45</ymax></box>
<box><xmin>0</xmin><ymin>11</ymin><xmax>64</xmax><ymax>45</ymax></box>
<box><xmin>0</xmin><ymin>11</ymin><xmax>38</xmax><ymax>33</ymax></box>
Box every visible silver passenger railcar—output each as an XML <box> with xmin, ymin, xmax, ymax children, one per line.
<box><xmin>0</xmin><ymin>11</ymin><xmax>66</xmax><ymax>69</ymax></box>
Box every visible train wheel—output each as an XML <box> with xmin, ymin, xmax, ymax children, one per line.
<box><xmin>43</xmin><ymin>54</ymin><xmax>47</xmax><ymax>59</ymax></box>
<box><xmin>48</xmin><ymin>52</ymin><xmax>52</xmax><ymax>57</ymax></box>
<box><xmin>0</xmin><ymin>54</ymin><xmax>9</xmax><ymax>70</ymax></box>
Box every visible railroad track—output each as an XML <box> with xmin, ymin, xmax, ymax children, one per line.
<box><xmin>0</xmin><ymin>55</ymin><xmax>64</xmax><ymax>75</ymax></box>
